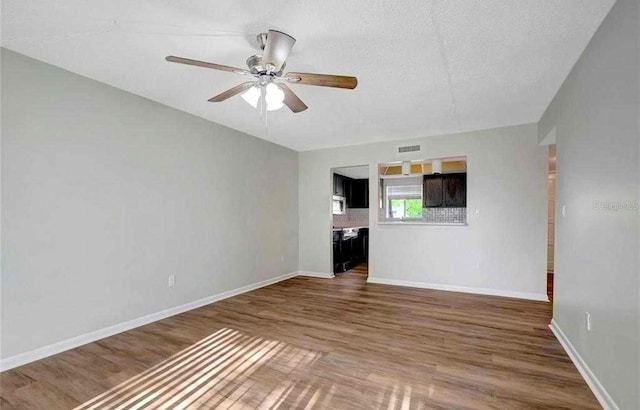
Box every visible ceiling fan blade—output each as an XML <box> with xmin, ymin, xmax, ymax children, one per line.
<box><xmin>208</xmin><ymin>82</ymin><xmax>255</xmax><ymax>102</ymax></box>
<box><xmin>279</xmin><ymin>84</ymin><xmax>308</xmax><ymax>113</ymax></box>
<box><xmin>283</xmin><ymin>72</ymin><xmax>357</xmax><ymax>89</ymax></box>
<box><xmin>166</xmin><ymin>56</ymin><xmax>250</xmax><ymax>75</ymax></box>
<box><xmin>262</xmin><ymin>30</ymin><xmax>296</xmax><ymax>72</ymax></box>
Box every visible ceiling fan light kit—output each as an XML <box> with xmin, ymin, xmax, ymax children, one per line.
<box><xmin>166</xmin><ymin>29</ymin><xmax>358</xmax><ymax>114</ymax></box>
<box><xmin>241</xmin><ymin>82</ymin><xmax>285</xmax><ymax>111</ymax></box>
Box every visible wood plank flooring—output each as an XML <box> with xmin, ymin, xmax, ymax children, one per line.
<box><xmin>343</xmin><ymin>263</ymin><xmax>368</xmax><ymax>276</ymax></box>
<box><xmin>1</xmin><ymin>272</ymin><xmax>598</xmax><ymax>409</ymax></box>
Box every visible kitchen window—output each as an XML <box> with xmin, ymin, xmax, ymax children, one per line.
<box><xmin>386</xmin><ymin>184</ymin><xmax>423</xmax><ymax>219</ymax></box>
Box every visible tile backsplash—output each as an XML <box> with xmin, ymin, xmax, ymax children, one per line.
<box><xmin>423</xmin><ymin>207</ymin><xmax>467</xmax><ymax>224</ymax></box>
<box><xmin>333</xmin><ymin>208</ymin><xmax>369</xmax><ymax>228</ymax></box>
<box><xmin>339</xmin><ymin>207</ymin><xmax>466</xmax><ymax>225</ymax></box>
<box><xmin>349</xmin><ymin>208</ymin><xmax>369</xmax><ymax>226</ymax></box>
<box><xmin>333</xmin><ymin>213</ymin><xmax>349</xmax><ymax>227</ymax></box>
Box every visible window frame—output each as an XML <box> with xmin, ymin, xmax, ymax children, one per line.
<box><xmin>385</xmin><ymin>184</ymin><xmax>423</xmax><ymax>220</ymax></box>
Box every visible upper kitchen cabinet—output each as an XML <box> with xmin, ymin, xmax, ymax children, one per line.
<box><xmin>348</xmin><ymin>179</ymin><xmax>369</xmax><ymax>208</ymax></box>
<box><xmin>423</xmin><ymin>173</ymin><xmax>466</xmax><ymax>208</ymax></box>
<box><xmin>443</xmin><ymin>173</ymin><xmax>466</xmax><ymax>207</ymax></box>
<box><xmin>333</xmin><ymin>174</ymin><xmax>348</xmax><ymax>197</ymax></box>
<box><xmin>423</xmin><ymin>175</ymin><xmax>443</xmax><ymax>207</ymax></box>
<box><xmin>334</xmin><ymin>173</ymin><xmax>369</xmax><ymax>208</ymax></box>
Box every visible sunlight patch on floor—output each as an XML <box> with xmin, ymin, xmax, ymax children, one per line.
<box><xmin>75</xmin><ymin>328</ymin><xmax>324</xmax><ymax>409</ymax></box>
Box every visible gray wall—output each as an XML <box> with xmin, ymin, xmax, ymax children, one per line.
<box><xmin>538</xmin><ymin>0</ymin><xmax>639</xmax><ymax>407</ymax></box>
<box><xmin>0</xmin><ymin>49</ymin><xmax>299</xmax><ymax>359</ymax></box>
<box><xmin>300</xmin><ymin>124</ymin><xmax>548</xmax><ymax>300</ymax></box>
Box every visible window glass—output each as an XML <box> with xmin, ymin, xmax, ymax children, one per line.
<box><xmin>386</xmin><ymin>184</ymin><xmax>422</xmax><ymax>219</ymax></box>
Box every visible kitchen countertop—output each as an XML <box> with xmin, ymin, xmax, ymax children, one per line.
<box><xmin>378</xmin><ymin>221</ymin><xmax>467</xmax><ymax>226</ymax></box>
<box><xmin>333</xmin><ymin>226</ymin><xmax>369</xmax><ymax>230</ymax></box>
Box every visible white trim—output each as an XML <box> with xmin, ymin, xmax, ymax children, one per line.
<box><xmin>366</xmin><ymin>277</ymin><xmax>549</xmax><ymax>301</ymax></box>
<box><xmin>549</xmin><ymin>319</ymin><xmax>619</xmax><ymax>410</ymax></box>
<box><xmin>0</xmin><ymin>271</ymin><xmax>299</xmax><ymax>372</ymax></box>
<box><xmin>297</xmin><ymin>271</ymin><xmax>335</xmax><ymax>279</ymax></box>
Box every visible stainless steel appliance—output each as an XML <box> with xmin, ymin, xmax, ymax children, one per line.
<box><xmin>341</xmin><ymin>227</ymin><xmax>358</xmax><ymax>240</ymax></box>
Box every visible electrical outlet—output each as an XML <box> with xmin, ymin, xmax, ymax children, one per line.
<box><xmin>168</xmin><ymin>275</ymin><xmax>176</xmax><ymax>288</ymax></box>
<box><xmin>585</xmin><ymin>312</ymin><xmax>592</xmax><ymax>331</ymax></box>
<box><xmin>561</xmin><ymin>205</ymin><xmax>566</xmax><ymax>218</ymax></box>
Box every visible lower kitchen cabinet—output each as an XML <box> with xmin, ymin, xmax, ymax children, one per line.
<box><xmin>360</xmin><ymin>228</ymin><xmax>369</xmax><ymax>263</ymax></box>
<box><xmin>333</xmin><ymin>228</ymin><xmax>369</xmax><ymax>273</ymax></box>
<box><xmin>332</xmin><ymin>230</ymin><xmax>342</xmax><ymax>273</ymax></box>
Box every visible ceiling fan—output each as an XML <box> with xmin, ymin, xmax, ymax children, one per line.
<box><xmin>166</xmin><ymin>30</ymin><xmax>358</xmax><ymax>114</ymax></box>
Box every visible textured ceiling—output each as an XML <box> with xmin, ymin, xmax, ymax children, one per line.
<box><xmin>2</xmin><ymin>0</ymin><xmax>614</xmax><ymax>151</ymax></box>
<box><xmin>334</xmin><ymin>166</ymin><xmax>369</xmax><ymax>180</ymax></box>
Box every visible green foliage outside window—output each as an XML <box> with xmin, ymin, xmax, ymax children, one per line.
<box><xmin>390</xmin><ymin>199</ymin><xmax>422</xmax><ymax>219</ymax></box>
<box><xmin>404</xmin><ymin>199</ymin><xmax>422</xmax><ymax>217</ymax></box>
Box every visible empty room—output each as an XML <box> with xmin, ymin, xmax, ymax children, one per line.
<box><xmin>1</xmin><ymin>0</ymin><xmax>638</xmax><ymax>409</ymax></box>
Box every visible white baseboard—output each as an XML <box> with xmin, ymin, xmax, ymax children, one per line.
<box><xmin>549</xmin><ymin>319</ymin><xmax>618</xmax><ymax>410</ymax></box>
<box><xmin>297</xmin><ymin>271</ymin><xmax>335</xmax><ymax>279</ymax></box>
<box><xmin>0</xmin><ymin>271</ymin><xmax>299</xmax><ymax>372</ymax></box>
<box><xmin>366</xmin><ymin>277</ymin><xmax>549</xmax><ymax>302</ymax></box>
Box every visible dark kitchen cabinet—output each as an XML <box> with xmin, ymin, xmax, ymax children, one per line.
<box><xmin>443</xmin><ymin>173</ymin><xmax>466</xmax><ymax>207</ymax></box>
<box><xmin>334</xmin><ymin>174</ymin><xmax>350</xmax><ymax>197</ymax></box>
<box><xmin>351</xmin><ymin>235</ymin><xmax>363</xmax><ymax>261</ymax></box>
<box><xmin>348</xmin><ymin>179</ymin><xmax>369</xmax><ymax>208</ymax></box>
<box><xmin>335</xmin><ymin>174</ymin><xmax>368</xmax><ymax>208</ymax></box>
<box><xmin>359</xmin><ymin>228</ymin><xmax>369</xmax><ymax>263</ymax></box>
<box><xmin>333</xmin><ymin>231</ymin><xmax>342</xmax><ymax>273</ymax></box>
<box><xmin>423</xmin><ymin>173</ymin><xmax>466</xmax><ymax>207</ymax></box>
<box><xmin>423</xmin><ymin>175</ymin><xmax>444</xmax><ymax>207</ymax></box>
<box><xmin>332</xmin><ymin>228</ymin><xmax>368</xmax><ymax>273</ymax></box>
<box><xmin>339</xmin><ymin>236</ymin><xmax>354</xmax><ymax>271</ymax></box>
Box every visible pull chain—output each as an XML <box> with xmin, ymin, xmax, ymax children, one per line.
<box><xmin>259</xmin><ymin>84</ymin><xmax>268</xmax><ymax>139</ymax></box>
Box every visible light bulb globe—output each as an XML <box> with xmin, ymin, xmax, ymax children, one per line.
<box><xmin>265</xmin><ymin>83</ymin><xmax>285</xmax><ymax>111</ymax></box>
<box><xmin>241</xmin><ymin>86</ymin><xmax>260</xmax><ymax>108</ymax></box>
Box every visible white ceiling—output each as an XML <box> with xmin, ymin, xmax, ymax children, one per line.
<box><xmin>2</xmin><ymin>0</ymin><xmax>614</xmax><ymax>151</ymax></box>
<box><xmin>334</xmin><ymin>166</ymin><xmax>369</xmax><ymax>180</ymax></box>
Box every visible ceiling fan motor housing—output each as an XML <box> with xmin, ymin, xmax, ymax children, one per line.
<box><xmin>246</xmin><ymin>54</ymin><xmax>285</xmax><ymax>77</ymax></box>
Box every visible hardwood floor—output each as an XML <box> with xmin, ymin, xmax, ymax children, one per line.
<box><xmin>341</xmin><ymin>263</ymin><xmax>368</xmax><ymax>276</ymax></box>
<box><xmin>0</xmin><ymin>272</ymin><xmax>598</xmax><ymax>409</ymax></box>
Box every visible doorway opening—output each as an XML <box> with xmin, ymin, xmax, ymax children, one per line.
<box><xmin>331</xmin><ymin>165</ymin><xmax>369</xmax><ymax>280</ymax></box>
<box><xmin>547</xmin><ymin>145</ymin><xmax>556</xmax><ymax>301</ymax></box>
